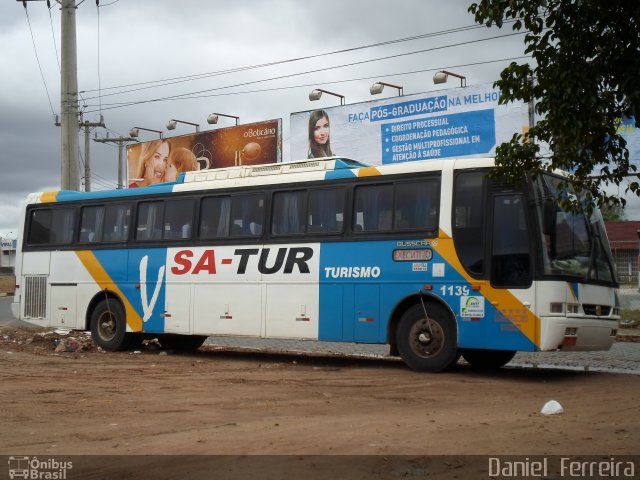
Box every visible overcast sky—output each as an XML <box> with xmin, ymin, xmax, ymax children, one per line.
<box><xmin>0</xmin><ymin>0</ymin><xmax>636</xmax><ymax>237</ymax></box>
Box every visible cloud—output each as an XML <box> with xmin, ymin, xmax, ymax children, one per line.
<box><xmin>0</xmin><ymin>0</ymin><xmax>572</xmax><ymax>238</ymax></box>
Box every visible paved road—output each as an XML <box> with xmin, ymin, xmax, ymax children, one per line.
<box><xmin>2</xmin><ymin>296</ymin><xmax>639</xmax><ymax>374</ymax></box>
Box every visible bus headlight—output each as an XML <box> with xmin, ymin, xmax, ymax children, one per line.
<box><xmin>550</xmin><ymin>302</ymin><xmax>564</xmax><ymax>314</ymax></box>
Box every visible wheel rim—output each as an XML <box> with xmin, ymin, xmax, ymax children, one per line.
<box><xmin>97</xmin><ymin>311</ymin><xmax>117</xmax><ymax>342</ymax></box>
<box><xmin>408</xmin><ymin>317</ymin><xmax>444</xmax><ymax>358</ymax></box>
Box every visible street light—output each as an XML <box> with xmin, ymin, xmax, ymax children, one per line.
<box><xmin>166</xmin><ymin>119</ymin><xmax>200</xmax><ymax>133</ymax></box>
<box><xmin>309</xmin><ymin>88</ymin><xmax>345</xmax><ymax>105</ymax></box>
<box><xmin>433</xmin><ymin>70</ymin><xmax>467</xmax><ymax>87</ymax></box>
<box><xmin>370</xmin><ymin>81</ymin><xmax>403</xmax><ymax>96</ymax></box>
<box><xmin>207</xmin><ymin>113</ymin><xmax>239</xmax><ymax>126</ymax></box>
<box><xmin>129</xmin><ymin>126</ymin><xmax>163</xmax><ymax>139</ymax></box>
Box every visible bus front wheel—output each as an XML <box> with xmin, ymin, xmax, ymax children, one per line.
<box><xmin>396</xmin><ymin>303</ymin><xmax>459</xmax><ymax>373</ymax></box>
<box><xmin>461</xmin><ymin>349</ymin><xmax>516</xmax><ymax>370</ymax></box>
<box><xmin>90</xmin><ymin>299</ymin><xmax>132</xmax><ymax>351</ymax></box>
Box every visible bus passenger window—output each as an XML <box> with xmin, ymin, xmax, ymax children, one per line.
<box><xmin>163</xmin><ymin>198</ymin><xmax>193</xmax><ymax>240</ymax></box>
<box><xmin>136</xmin><ymin>202</ymin><xmax>163</xmax><ymax>241</ymax></box>
<box><xmin>353</xmin><ymin>184</ymin><xmax>393</xmax><ymax>232</ymax></box>
<box><xmin>103</xmin><ymin>205</ymin><xmax>130</xmax><ymax>242</ymax></box>
<box><xmin>79</xmin><ymin>206</ymin><xmax>104</xmax><ymax>243</ymax></box>
<box><xmin>200</xmin><ymin>197</ymin><xmax>231</xmax><ymax>239</ymax></box>
<box><xmin>272</xmin><ymin>191</ymin><xmax>306</xmax><ymax>235</ymax></box>
<box><xmin>28</xmin><ymin>209</ymin><xmax>52</xmax><ymax>245</ymax></box>
<box><xmin>231</xmin><ymin>194</ymin><xmax>264</xmax><ymax>237</ymax></box>
<box><xmin>307</xmin><ymin>188</ymin><xmax>345</xmax><ymax>234</ymax></box>
<box><xmin>30</xmin><ymin>208</ymin><xmax>75</xmax><ymax>246</ymax></box>
<box><xmin>394</xmin><ymin>180</ymin><xmax>438</xmax><ymax>232</ymax></box>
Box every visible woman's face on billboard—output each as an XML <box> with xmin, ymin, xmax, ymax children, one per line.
<box><xmin>145</xmin><ymin>142</ymin><xmax>169</xmax><ymax>182</ymax></box>
<box><xmin>313</xmin><ymin>116</ymin><xmax>330</xmax><ymax>145</ymax></box>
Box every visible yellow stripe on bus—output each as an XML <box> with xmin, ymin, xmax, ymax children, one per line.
<box><xmin>357</xmin><ymin>167</ymin><xmax>381</xmax><ymax>177</ymax></box>
<box><xmin>431</xmin><ymin>229</ymin><xmax>540</xmax><ymax>348</ymax></box>
<box><xmin>75</xmin><ymin>250</ymin><xmax>143</xmax><ymax>332</ymax></box>
<box><xmin>40</xmin><ymin>191</ymin><xmax>59</xmax><ymax>203</ymax></box>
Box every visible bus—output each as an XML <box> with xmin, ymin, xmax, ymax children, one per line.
<box><xmin>11</xmin><ymin>157</ymin><xmax>620</xmax><ymax>372</ymax></box>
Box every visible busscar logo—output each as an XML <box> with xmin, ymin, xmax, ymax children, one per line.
<box><xmin>8</xmin><ymin>456</ymin><xmax>72</xmax><ymax>479</ymax></box>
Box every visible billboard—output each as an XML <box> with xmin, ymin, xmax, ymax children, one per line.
<box><xmin>127</xmin><ymin>119</ymin><xmax>281</xmax><ymax>188</ymax></box>
<box><xmin>619</xmin><ymin>116</ymin><xmax>640</xmax><ymax>170</ymax></box>
<box><xmin>290</xmin><ymin>83</ymin><xmax>529</xmax><ymax>165</ymax></box>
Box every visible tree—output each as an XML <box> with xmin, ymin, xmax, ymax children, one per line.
<box><xmin>468</xmin><ymin>0</ymin><xmax>640</xmax><ymax>212</ymax></box>
<box><xmin>599</xmin><ymin>202</ymin><xmax>625</xmax><ymax>222</ymax></box>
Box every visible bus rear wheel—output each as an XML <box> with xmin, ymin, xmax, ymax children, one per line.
<box><xmin>461</xmin><ymin>349</ymin><xmax>516</xmax><ymax>370</ymax></box>
<box><xmin>396</xmin><ymin>303</ymin><xmax>459</xmax><ymax>373</ymax></box>
<box><xmin>90</xmin><ymin>298</ymin><xmax>135</xmax><ymax>351</ymax></box>
<box><xmin>157</xmin><ymin>334</ymin><xmax>208</xmax><ymax>351</ymax></box>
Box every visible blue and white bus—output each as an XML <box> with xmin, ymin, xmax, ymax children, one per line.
<box><xmin>11</xmin><ymin>157</ymin><xmax>620</xmax><ymax>372</ymax></box>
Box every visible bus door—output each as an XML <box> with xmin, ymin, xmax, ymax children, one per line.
<box><xmin>488</xmin><ymin>189</ymin><xmax>536</xmax><ymax>348</ymax></box>
<box><xmin>453</xmin><ymin>171</ymin><xmax>536</xmax><ymax>350</ymax></box>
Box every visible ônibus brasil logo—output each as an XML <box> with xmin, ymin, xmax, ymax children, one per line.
<box><xmin>8</xmin><ymin>456</ymin><xmax>72</xmax><ymax>480</ymax></box>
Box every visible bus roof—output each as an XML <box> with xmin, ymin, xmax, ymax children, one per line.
<box><xmin>29</xmin><ymin>156</ymin><xmax>498</xmax><ymax>204</ymax></box>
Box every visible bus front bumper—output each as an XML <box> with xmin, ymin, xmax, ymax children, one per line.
<box><xmin>538</xmin><ymin>316</ymin><xmax>618</xmax><ymax>352</ymax></box>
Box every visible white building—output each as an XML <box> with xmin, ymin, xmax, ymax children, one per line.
<box><xmin>0</xmin><ymin>237</ymin><xmax>16</xmax><ymax>269</ymax></box>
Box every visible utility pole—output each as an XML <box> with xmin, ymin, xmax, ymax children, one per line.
<box><xmin>19</xmin><ymin>0</ymin><xmax>80</xmax><ymax>190</ymax></box>
<box><xmin>80</xmin><ymin>115</ymin><xmax>105</xmax><ymax>191</ymax></box>
<box><xmin>60</xmin><ymin>0</ymin><xmax>80</xmax><ymax>190</ymax></box>
<box><xmin>93</xmin><ymin>134</ymin><xmax>137</xmax><ymax>189</ymax></box>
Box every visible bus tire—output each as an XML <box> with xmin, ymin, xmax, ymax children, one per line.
<box><xmin>158</xmin><ymin>334</ymin><xmax>208</xmax><ymax>351</ymax></box>
<box><xmin>396</xmin><ymin>303</ymin><xmax>459</xmax><ymax>373</ymax></box>
<box><xmin>461</xmin><ymin>349</ymin><xmax>516</xmax><ymax>370</ymax></box>
<box><xmin>90</xmin><ymin>299</ymin><xmax>130</xmax><ymax>351</ymax></box>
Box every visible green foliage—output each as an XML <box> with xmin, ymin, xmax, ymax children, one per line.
<box><xmin>599</xmin><ymin>201</ymin><xmax>625</xmax><ymax>221</ymax></box>
<box><xmin>468</xmin><ymin>0</ymin><xmax>640</xmax><ymax>212</ymax></box>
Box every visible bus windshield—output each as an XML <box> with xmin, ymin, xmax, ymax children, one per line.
<box><xmin>534</xmin><ymin>174</ymin><xmax>618</xmax><ymax>285</ymax></box>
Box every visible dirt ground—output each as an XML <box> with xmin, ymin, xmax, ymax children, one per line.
<box><xmin>0</xmin><ymin>327</ymin><xmax>638</xmax><ymax>459</ymax></box>
<box><xmin>0</xmin><ymin>276</ymin><xmax>14</xmax><ymax>295</ymax></box>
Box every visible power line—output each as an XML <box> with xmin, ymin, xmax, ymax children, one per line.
<box><xmin>23</xmin><ymin>5</ymin><xmax>56</xmax><ymax>115</ymax></box>
<box><xmin>80</xmin><ymin>21</ymin><xmax>517</xmax><ymax>98</ymax></box>
<box><xmin>84</xmin><ymin>32</ymin><xmax>528</xmax><ymax>113</ymax></box>
<box><xmin>84</xmin><ymin>55</ymin><xmax>529</xmax><ymax>110</ymax></box>
<box><xmin>48</xmin><ymin>2</ymin><xmax>61</xmax><ymax>73</ymax></box>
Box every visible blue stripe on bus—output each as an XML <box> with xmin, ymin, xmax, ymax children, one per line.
<box><xmin>53</xmin><ymin>183</ymin><xmax>177</xmax><ymax>202</ymax></box>
<box><xmin>324</xmin><ymin>170</ymin><xmax>358</xmax><ymax>181</ymax></box>
<box><xmin>318</xmin><ymin>240</ymin><xmax>537</xmax><ymax>351</ymax></box>
<box><xmin>93</xmin><ymin>248</ymin><xmax>167</xmax><ymax>333</ymax></box>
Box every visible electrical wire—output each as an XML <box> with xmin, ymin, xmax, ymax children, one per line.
<box><xmin>84</xmin><ymin>55</ymin><xmax>530</xmax><ymax>111</ymax></box>
<box><xmin>48</xmin><ymin>2</ymin><xmax>61</xmax><ymax>73</ymax></box>
<box><xmin>24</xmin><ymin>6</ymin><xmax>56</xmax><ymax>115</ymax></box>
<box><xmin>80</xmin><ymin>20</ymin><xmax>517</xmax><ymax>97</ymax></box>
<box><xmin>83</xmin><ymin>32</ymin><xmax>528</xmax><ymax>114</ymax></box>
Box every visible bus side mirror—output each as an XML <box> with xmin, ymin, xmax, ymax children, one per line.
<box><xmin>542</xmin><ymin>198</ymin><xmax>556</xmax><ymax>235</ymax></box>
